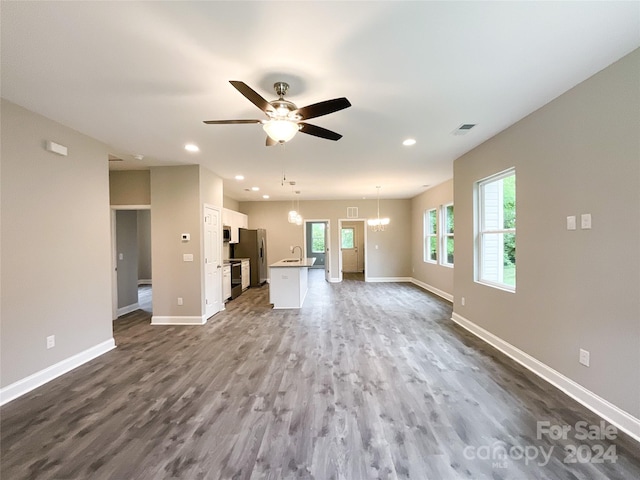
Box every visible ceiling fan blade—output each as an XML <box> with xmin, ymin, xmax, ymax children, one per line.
<box><xmin>266</xmin><ymin>136</ymin><xmax>277</xmax><ymax>147</ymax></box>
<box><xmin>294</xmin><ymin>97</ymin><xmax>351</xmax><ymax>120</ymax></box>
<box><xmin>229</xmin><ymin>80</ymin><xmax>274</xmax><ymax>114</ymax></box>
<box><xmin>203</xmin><ymin>119</ymin><xmax>262</xmax><ymax>124</ymax></box>
<box><xmin>298</xmin><ymin>122</ymin><xmax>343</xmax><ymax>141</ymax></box>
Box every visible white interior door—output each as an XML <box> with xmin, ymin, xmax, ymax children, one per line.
<box><xmin>204</xmin><ymin>206</ymin><xmax>221</xmax><ymax>319</ymax></box>
<box><xmin>324</xmin><ymin>222</ymin><xmax>331</xmax><ymax>282</ymax></box>
<box><xmin>341</xmin><ymin>226</ymin><xmax>358</xmax><ymax>272</ymax></box>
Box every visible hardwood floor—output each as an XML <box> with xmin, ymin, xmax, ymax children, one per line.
<box><xmin>2</xmin><ymin>271</ymin><xmax>639</xmax><ymax>479</ymax></box>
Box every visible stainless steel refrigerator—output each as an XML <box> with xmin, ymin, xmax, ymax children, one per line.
<box><xmin>233</xmin><ymin>228</ymin><xmax>267</xmax><ymax>287</ymax></box>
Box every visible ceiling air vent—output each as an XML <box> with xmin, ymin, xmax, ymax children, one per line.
<box><xmin>452</xmin><ymin>123</ymin><xmax>477</xmax><ymax>136</ymax></box>
<box><xmin>347</xmin><ymin>207</ymin><xmax>358</xmax><ymax>219</ymax></box>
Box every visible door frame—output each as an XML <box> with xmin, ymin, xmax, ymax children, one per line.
<box><xmin>303</xmin><ymin>219</ymin><xmax>331</xmax><ymax>281</ymax></box>
<box><xmin>110</xmin><ymin>204</ymin><xmax>151</xmax><ymax>320</ymax></box>
<box><xmin>337</xmin><ymin>218</ymin><xmax>368</xmax><ymax>282</ymax></box>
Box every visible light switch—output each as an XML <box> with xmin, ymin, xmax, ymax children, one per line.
<box><xmin>566</xmin><ymin>216</ymin><xmax>576</xmax><ymax>230</ymax></box>
<box><xmin>118</xmin><ymin>253</ymin><xmax>124</xmax><ymax>260</ymax></box>
<box><xmin>183</xmin><ymin>253</ymin><xmax>194</xmax><ymax>262</ymax></box>
<box><xmin>581</xmin><ymin>213</ymin><xmax>592</xmax><ymax>230</ymax></box>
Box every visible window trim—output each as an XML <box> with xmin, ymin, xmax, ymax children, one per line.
<box><xmin>440</xmin><ymin>203</ymin><xmax>454</xmax><ymax>267</ymax></box>
<box><xmin>423</xmin><ymin>208</ymin><xmax>438</xmax><ymax>263</ymax></box>
<box><xmin>476</xmin><ymin>168</ymin><xmax>516</xmax><ymax>292</ymax></box>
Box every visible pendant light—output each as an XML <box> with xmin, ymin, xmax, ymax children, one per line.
<box><xmin>294</xmin><ymin>191</ymin><xmax>303</xmax><ymax>225</ymax></box>
<box><xmin>367</xmin><ymin>186</ymin><xmax>390</xmax><ymax>231</ymax></box>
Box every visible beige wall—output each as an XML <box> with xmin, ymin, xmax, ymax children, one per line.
<box><xmin>223</xmin><ymin>196</ymin><xmax>239</xmax><ymax>211</ymax></box>
<box><xmin>151</xmin><ymin>166</ymin><xmax>203</xmax><ymax>318</ymax></box>
<box><xmin>240</xmin><ymin>198</ymin><xmax>412</xmax><ymax>280</ymax></box>
<box><xmin>109</xmin><ymin>170</ymin><xmax>150</xmax><ymax>205</ymax></box>
<box><xmin>411</xmin><ymin>179</ymin><xmax>454</xmax><ymax>298</ymax></box>
<box><xmin>453</xmin><ymin>49</ymin><xmax>640</xmax><ymax>418</ymax></box>
<box><xmin>150</xmin><ymin>165</ymin><xmax>223</xmax><ymax>321</ymax></box>
<box><xmin>1</xmin><ymin>99</ymin><xmax>114</xmax><ymax>388</ymax></box>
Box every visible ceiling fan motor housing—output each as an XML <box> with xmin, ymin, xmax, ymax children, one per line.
<box><xmin>274</xmin><ymin>82</ymin><xmax>289</xmax><ymax>97</ymax></box>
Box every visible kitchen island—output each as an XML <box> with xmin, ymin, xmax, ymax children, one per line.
<box><xmin>269</xmin><ymin>257</ymin><xmax>316</xmax><ymax>309</ymax></box>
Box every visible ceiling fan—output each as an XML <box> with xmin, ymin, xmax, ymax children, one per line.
<box><xmin>204</xmin><ymin>81</ymin><xmax>351</xmax><ymax>146</ymax></box>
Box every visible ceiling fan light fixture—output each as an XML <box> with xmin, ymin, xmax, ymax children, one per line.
<box><xmin>263</xmin><ymin>119</ymin><xmax>299</xmax><ymax>143</ymax></box>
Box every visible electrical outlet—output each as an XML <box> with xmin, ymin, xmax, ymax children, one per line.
<box><xmin>177</xmin><ymin>297</ymin><xmax>183</xmax><ymax>306</ymax></box>
<box><xmin>46</xmin><ymin>335</ymin><xmax>55</xmax><ymax>349</ymax></box>
<box><xmin>579</xmin><ymin>348</ymin><xmax>590</xmax><ymax>367</ymax></box>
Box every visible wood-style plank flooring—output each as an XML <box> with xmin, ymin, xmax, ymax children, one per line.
<box><xmin>2</xmin><ymin>271</ymin><xmax>639</xmax><ymax>479</ymax></box>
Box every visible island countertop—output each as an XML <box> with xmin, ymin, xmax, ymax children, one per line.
<box><xmin>269</xmin><ymin>258</ymin><xmax>317</xmax><ymax>268</ymax></box>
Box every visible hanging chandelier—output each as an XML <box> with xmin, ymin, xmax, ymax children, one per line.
<box><xmin>367</xmin><ymin>186</ymin><xmax>390</xmax><ymax>231</ymax></box>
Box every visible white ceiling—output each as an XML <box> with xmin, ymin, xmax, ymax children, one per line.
<box><xmin>2</xmin><ymin>1</ymin><xmax>638</xmax><ymax>201</ymax></box>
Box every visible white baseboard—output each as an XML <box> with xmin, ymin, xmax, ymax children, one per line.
<box><xmin>0</xmin><ymin>338</ymin><xmax>116</xmax><ymax>406</ymax></box>
<box><xmin>117</xmin><ymin>302</ymin><xmax>139</xmax><ymax>317</ymax></box>
<box><xmin>137</xmin><ymin>279</ymin><xmax>152</xmax><ymax>285</ymax></box>
<box><xmin>451</xmin><ymin>312</ymin><xmax>640</xmax><ymax>443</ymax></box>
<box><xmin>329</xmin><ymin>277</ymin><xmax>341</xmax><ymax>283</ymax></box>
<box><xmin>410</xmin><ymin>278</ymin><xmax>454</xmax><ymax>302</ymax></box>
<box><xmin>366</xmin><ymin>276</ymin><xmax>412</xmax><ymax>283</ymax></box>
<box><xmin>151</xmin><ymin>315</ymin><xmax>207</xmax><ymax>325</ymax></box>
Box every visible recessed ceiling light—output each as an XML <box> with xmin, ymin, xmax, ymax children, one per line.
<box><xmin>251</xmin><ymin>186</ymin><xmax>260</xmax><ymax>191</ymax></box>
<box><xmin>184</xmin><ymin>143</ymin><xmax>199</xmax><ymax>152</ymax></box>
<box><xmin>235</xmin><ymin>175</ymin><xmax>244</xmax><ymax>180</ymax></box>
<box><xmin>262</xmin><ymin>194</ymin><xmax>270</xmax><ymax>199</ymax></box>
<box><xmin>403</xmin><ymin>138</ymin><xmax>416</xmax><ymax>146</ymax></box>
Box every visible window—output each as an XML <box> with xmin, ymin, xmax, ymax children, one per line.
<box><xmin>423</xmin><ymin>208</ymin><xmax>437</xmax><ymax>263</ymax></box>
<box><xmin>341</xmin><ymin>227</ymin><xmax>354</xmax><ymax>249</ymax></box>
<box><xmin>477</xmin><ymin>169</ymin><xmax>516</xmax><ymax>290</ymax></box>
<box><xmin>311</xmin><ymin>223</ymin><xmax>326</xmax><ymax>254</ymax></box>
<box><xmin>441</xmin><ymin>204</ymin><xmax>454</xmax><ymax>266</ymax></box>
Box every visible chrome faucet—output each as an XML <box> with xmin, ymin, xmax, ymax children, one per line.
<box><xmin>291</xmin><ymin>245</ymin><xmax>303</xmax><ymax>261</ymax></box>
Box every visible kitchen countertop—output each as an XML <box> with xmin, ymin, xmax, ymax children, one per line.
<box><xmin>270</xmin><ymin>258</ymin><xmax>317</xmax><ymax>268</ymax></box>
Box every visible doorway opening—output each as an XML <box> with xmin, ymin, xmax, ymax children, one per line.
<box><xmin>338</xmin><ymin>219</ymin><xmax>366</xmax><ymax>282</ymax></box>
<box><xmin>111</xmin><ymin>206</ymin><xmax>152</xmax><ymax>320</ymax></box>
<box><xmin>304</xmin><ymin>219</ymin><xmax>331</xmax><ymax>283</ymax></box>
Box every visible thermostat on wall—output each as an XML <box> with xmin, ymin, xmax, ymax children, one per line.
<box><xmin>181</xmin><ymin>233</ymin><xmax>190</xmax><ymax>242</ymax></box>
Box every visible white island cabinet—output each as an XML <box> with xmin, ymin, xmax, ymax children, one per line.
<box><xmin>269</xmin><ymin>258</ymin><xmax>316</xmax><ymax>309</ymax></box>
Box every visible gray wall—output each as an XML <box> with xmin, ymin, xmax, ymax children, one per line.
<box><xmin>240</xmin><ymin>199</ymin><xmax>412</xmax><ymax>280</ymax></box>
<box><xmin>1</xmin><ymin>99</ymin><xmax>114</xmax><ymax>388</ymax></box>
<box><xmin>453</xmin><ymin>49</ymin><xmax>639</xmax><ymax>417</ymax></box>
<box><xmin>411</xmin><ymin>179</ymin><xmax>454</xmax><ymax>297</ymax></box>
<box><xmin>116</xmin><ymin>210</ymin><xmax>139</xmax><ymax>309</ymax></box>
<box><xmin>137</xmin><ymin>210</ymin><xmax>152</xmax><ymax>282</ymax></box>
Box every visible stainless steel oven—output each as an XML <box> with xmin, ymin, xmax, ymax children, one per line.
<box><xmin>230</xmin><ymin>261</ymin><xmax>242</xmax><ymax>299</ymax></box>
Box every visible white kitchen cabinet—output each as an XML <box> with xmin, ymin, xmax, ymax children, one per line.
<box><xmin>222</xmin><ymin>208</ymin><xmax>249</xmax><ymax>244</ymax></box>
<box><xmin>241</xmin><ymin>260</ymin><xmax>250</xmax><ymax>290</ymax></box>
<box><xmin>222</xmin><ymin>265</ymin><xmax>231</xmax><ymax>301</ymax></box>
